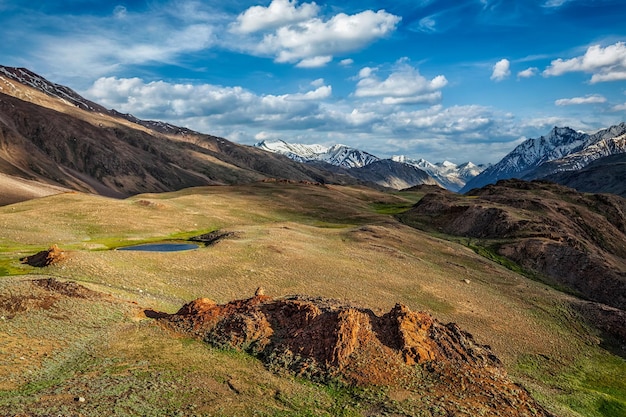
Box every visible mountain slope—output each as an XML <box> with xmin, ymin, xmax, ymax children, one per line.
<box><xmin>543</xmin><ymin>153</ymin><xmax>626</xmax><ymax>198</ymax></box>
<box><xmin>400</xmin><ymin>179</ymin><xmax>626</xmax><ymax>310</ymax></box>
<box><xmin>527</xmin><ymin>130</ymin><xmax>626</xmax><ymax>180</ymax></box>
<box><xmin>347</xmin><ymin>159</ymin><xmax>438</xmax><ymax>189</ymax></box>
<box><xmin>0</xmin><ymin>66</ymin><xmax>367</xmax><ymax>202</ymax></box>
<box><xmin>461</xmin><ymin>123</ymin><xmax>626</xmax><ymax>193</ymax></box>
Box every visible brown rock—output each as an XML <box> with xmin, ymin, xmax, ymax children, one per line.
<box><xmin>20</xmin><ymin>245</ymin><xmax>67</xmax><ymax>267</ymax></box>
<box><xmin>156</xmin><ymin>294</ymin><xmax>554</xmax><ymax>417</ymax></box>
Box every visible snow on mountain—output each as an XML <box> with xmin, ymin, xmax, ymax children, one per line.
<box><xmin>461</xmin><ymin>123</ymin><xmax>626</xmax><ymax>193</ymax></box>
<box><xmin>255</xmin><ymin>140</ymin><xmax>484</xmax><ymax>191</ymax></box>
<box><xmin>528</xmin><ymin>131</ymin><xmax>626</xmax><ymax>179</ymax></box>
<box><xmin>0</xmin><ymin>65</ymin><xmax>106</xmax><ymax>112</ymax></box>
<box><xmin>254</xmin><ymin>140</ymin><xmax>379</xmax><ymax>168</ymax></box>
<box><xmin>392</xmin><ymin>156</ymin><xmax>487</xmax><ymax>192</ymax></box>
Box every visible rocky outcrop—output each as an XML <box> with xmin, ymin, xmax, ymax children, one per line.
<box><xmin>20</xmin><ymin>245</ymin><xmax>67</xmax><ymax>267</ymax></box>
<box><xmin>157</xmin><ymin>293</ymin><xmax>554</xmax><ymax>416</ymax></box>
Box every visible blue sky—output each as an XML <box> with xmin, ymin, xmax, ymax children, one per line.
<box><xmin>1</xmin><ymin>0</ymin><xmax>625</xmax><ymax>164</ymax></box>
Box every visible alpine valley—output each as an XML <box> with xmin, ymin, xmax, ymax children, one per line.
<box><xmin>0</xmin><ymin>66</ymin><xmax>625</xmax><ymax>417</ymax></box>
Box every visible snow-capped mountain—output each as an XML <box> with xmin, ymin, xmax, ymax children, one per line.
<box><xmin>526</xmin><ymin>130</ymin><xmax>626</xmax><ymax>179</ymax></box>
<box><xmin>392</xmin><ymin>156</ymin><xmax>487</xmax><ymax>192</ymax></box>
<box><xmin>255</xmin><ymin>140</ymin><xmax>484</xmax><ymax>191</ymax></box>
<box><xmin>461</xmin><ymin>123</ymin><xmax>626</xmax><ymax>192</ymax></box>
<box><xmin>255</xmin><ymin>140</ymin><xmax>379</xmax><ymax>169</ymax></box>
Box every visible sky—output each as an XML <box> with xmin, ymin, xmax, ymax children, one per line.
<box><xmin>1</xmin><ymin>0</ymin><xmax>626</xmax><ymax>164</ymax></box>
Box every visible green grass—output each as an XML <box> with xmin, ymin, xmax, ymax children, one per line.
<box><xmin>516</xmin><ymin>351</ymin><xmax>626</xmax><ymax>417</ymax></box>
<box><xmin>370</xmin><ymin>201</ymin><xmax>415</xmax><ymax>215</ymax></box>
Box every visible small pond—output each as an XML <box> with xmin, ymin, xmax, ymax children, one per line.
<box><xmin>116</xmin><ymin>243</ymin><xmax>199</xmax><ymax>252</ymax></box>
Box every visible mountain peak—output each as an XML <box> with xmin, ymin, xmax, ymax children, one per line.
<box><xmin>461</xmin><ymin>122</ymin><xmax>626</xmax><ymax>193</ymax></box>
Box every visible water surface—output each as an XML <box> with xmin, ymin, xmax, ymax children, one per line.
<box><xmin>117</xmin><ymin>243</ymin><xmax>199</xmax><ymax>252</ymax></box>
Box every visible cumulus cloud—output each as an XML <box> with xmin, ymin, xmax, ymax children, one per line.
<box><xmin>340</xmin><ymin>58</ymin><xmax>354</xmax><ymax>66</ymax></box>
<box><xmin>230</xmin><ymin>0</ymin><xmax>319</xmax><ymax>34</ymax></box>
<box><xmin>543</xmin><ymin>42</ymin><xmax>626</xmax><ymax>83</ymax></box>
<box><xmin>555</xmin><ymin>94</ymin><xmax>607</xmax><ymax>106</ymax></box>
<box><xmin>83</xmin><ymin>74</ymin><xmax>524</xmax><ymax>164</ymax></box>
<box><xmin>490</xmin><ymin>59</ymin><xmax>511</xmax><ymax>81</ymax></box>
<box><xmin>87</xmin><ymin>76</ymin><xmax>331</xmax><ymax>119</ymax></box>
<box><xmin>517</xmin><ymin>67</ymin><xmax>538</xmax><ymax>78</ymax></box>
<box><xmin>354</xmin><ymin>60</ymin><xmax>448</xmax><ymax>105</ymax></box>
<box><xmin>250</xmin><ymin>9</ymin><xmax>401</xmax><ymax>67</ymax></box>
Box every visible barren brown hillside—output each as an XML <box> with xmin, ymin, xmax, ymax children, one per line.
<box><xmin>0</xmin><ymin>69</ymin><xmax>369</xmax><ymax>203</ymax></box>
<box><xmin>399</xmin><ymin>179</ymin><xmax>626</xmax><ymax>311</ymax></box>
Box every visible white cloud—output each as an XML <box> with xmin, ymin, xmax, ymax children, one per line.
<box><xmin>340</xmin><ymin>58</ymin><xmax>354</xmax><ymax>66</ymax></box>
<box><xmin>611</xmin><ymin>103</ymin><xmax>626</xmax><ymax>111</ymax></box>
<box><xmin>20</xmin><ymin>4</ymin><xmax>218</xmax><ymax>81</ymax></box>
<box><xmin>517</xmin><ymin>67</ymin><xmax>538</xmax><ymax>78</ymax></box>
<box><xmin>296</xmin><ymin>55</ymin><xmax>332</xmax><ymax>68</ymax></box>
<box><xmin>85</xmin><ymin>76</ymin><xmax>333</xmax><ymax>130</ymax></box>
<box><xmin>418</xmin><ymin>16</ymin><xmax>437</xmax><ymax>33</ymax></box>
<box><xmin>287</xmin><ymin>85</ymin><xmax>332</xmax><ymax>100</ymax></box>
<box><xmin>354</xmin><ymin>60</ymin><xmax>447</xmax><ymax>105</ymax></box>
<box><xmin>543</xmin><ymin>42</ymin><xmax>626</xmax><ymax>83</ymax></box>
<box><xmin>555</xmin><ymin>94</ymin><xmax>607</xmax><ymax>106</ymax></box>
<box><xmin>252</xmin><ymin>9</ymin><xmax>401</xmax><ymax>67</ymax></box>
<box><xmin>230</xmin><ymin>0</ymin><xmax>319</xmax><ymax>34</ymax></box>
<box><xmin>491</xmin><ymin>58</ymin><xmax>510</xmax><ymax>81</ymax></box>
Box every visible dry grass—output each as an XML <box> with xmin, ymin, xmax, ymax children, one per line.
<box><xmin>0</xmin><ymin>183</ymin><xmax>623</xmax><ymax>416</ymax></box>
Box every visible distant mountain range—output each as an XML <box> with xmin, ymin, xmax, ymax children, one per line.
<box><xmin>1</xmin><ymin>64</ymin><xmax>624</xmax><ymax>200</ymax></box>
<box><xmin>462</xmin><ymin>123</ymin><xmax>626</xmax><ymax>193</ymax></box>
<box><xmin>255</xmin><ymin>139</ymin><xmax>486</xmax><ymax>192</ymax></box>
<box><xmin>391</xmin><ymin>156</ymin><xmax>486</xmax><ymax>192</ymax></box>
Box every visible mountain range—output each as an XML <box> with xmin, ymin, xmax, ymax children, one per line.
<box><xmin>255</xmin><ymin>139</ymin><xmax>486</xmax><ymax>191</ymax></box>
<box><xmin>462</xmin><ymin>123</ymin><xmax>626</xmax><ymax>194</ymax></box>
<box><xmin>3</xmin><ymin>64</ymin><xmax>624</xmax><ymax>200</ymax></box>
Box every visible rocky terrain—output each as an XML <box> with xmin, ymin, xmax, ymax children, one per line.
<box><xmin>158</xmin><ymin>292</ymin><xmax>554</xmax><ymax>417</ymax></box>
<box><xmin>399</xmin><ymin>180</ymin><xmax>626</xmax><ymax>311</ymax></box>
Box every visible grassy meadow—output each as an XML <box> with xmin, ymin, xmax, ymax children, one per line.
<box><xmin>0</xmin><ymin>183</ymin><xmax>624</xmax><ymax>416</ymax></box>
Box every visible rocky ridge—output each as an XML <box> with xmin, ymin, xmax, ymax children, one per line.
<box><xmin>157</xmin><ymin>293</ymin><xmax>554</xmax><ymax>417</ymax></box>
<box><xmin>400</xmin><ymin>180</ymin><xmax>626</xmax><ymax>311</ymax></box>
